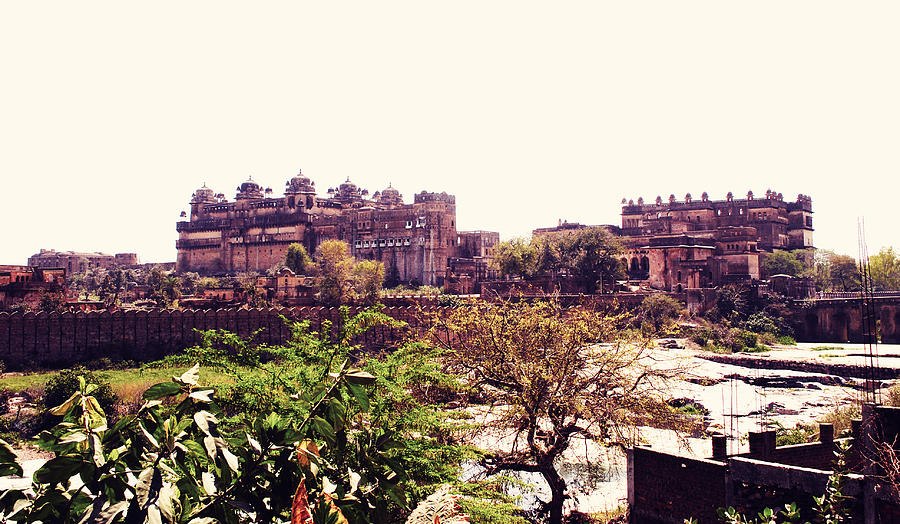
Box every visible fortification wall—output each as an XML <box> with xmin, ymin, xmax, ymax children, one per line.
<box><xmin>0</xmin><ymin>306</ymin><xmax>438</xmax><ymax>370</ymax></box>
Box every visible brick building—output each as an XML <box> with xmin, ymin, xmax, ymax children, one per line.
<box><xmin>0</xmin><ymin>266</ymin><xmax>67</xmax><ymax>308</ymax></box>
<box><xmin>176</xmin><ymin>171</ymin><xmax>486</xmax><ymax>287</ymax></box>
<box><xmin>28</xmin><ymin>249</ymin><xmax>139</xmax><ymax>273</ymax></box>
<box><xmin>618</xmin><ymin>190</ymin><xmax>813</xmax><ymax>291</ymax></box>
<box><xmin>532</xmin><ymin>190</ymin><xmax>814</xmax><ymax>293</ymax></box>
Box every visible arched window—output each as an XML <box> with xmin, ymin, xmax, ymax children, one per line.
<box><xmin>630</xmin><ymin>258</ymin><xmax>640</xmax><ymax>272</ymax></box>
<box><xmin>640</xmin><ymin>256</ymin><xmax>650</xmax><ymax>272</ymax></box>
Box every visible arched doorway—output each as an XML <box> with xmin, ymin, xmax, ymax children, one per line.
<box><xmin>834</xmin><ymin>312</ymin><xmax>850</xmax><ymax>343</ymax></box>
<box><xmin>805</xmin><ymin>313</ymin><xmax>819</xmax><ymax>341</ymax></box>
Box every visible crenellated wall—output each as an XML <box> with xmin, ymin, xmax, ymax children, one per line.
<box><xmin>0</xmin><ymin>306</ymin><xmax>439</xmax><ymax>369</ymax></box>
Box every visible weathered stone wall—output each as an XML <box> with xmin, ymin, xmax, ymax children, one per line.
<box><xmin>0</xmin><ymin>306</ymin><xmax>438</xmax><ymax>370</ymax></box>
<box><xmin>792</xmin><ymin>298</ymin><xmax>900</xmax><ymax>343</ymax></box>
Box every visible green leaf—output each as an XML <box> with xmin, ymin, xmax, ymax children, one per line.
<box><xmin>344</xmin><ymin>369</ymin><xmax>377</xmax><ymax>385</ymax></box>
<box><xmin>139</xmin><ymin>423</ymin><xmax>160</xmax><ymax>449</ymax></box>
<box><xmin>346</xmin><ymin>382</ymin><xmax>370</xmax><ymax>412</ymax></box>
<box><xmin>312</xmin><ymin>416</ymin><xmax>336</xmax><ymax>444</ymax></box>
<box><xmin>35</xmin><ymin>454</ymin><xmax>82</xmax><ymax>484</ymax></box>
<box><xmin>201</xmin><ymin>471</ymin><xmax>217</xmax><ymax>496</ymax></box>
<box><xmin>246</xmin><ymin>433</ymin><xmax>262</xmax><ymax>453</ymax></box>
<box><xmin>143</xmin><ymin>381</ymin><xmax>182</xmax><ymax>400</ymax></box>
<box><xmin>220</xmin><ymin>446</ymin><xmax>240</xmax><ymax>472</ymax></box>
<box><xmin>193</xmin><ymin>411</ymin><xmax>218</xmax><ymax>436</ymax></box>
<box><xmin>0</xmin><ymin>439</ymin><xmax>23</xmax><ymax>478</ymax></box>
<box><xmin>177</xmin><ymin>363</ymin><xmax>201</xmax><ymax>386</ymax></box>
<box><xmin>147</xmin><ymin>505</ymin><xmax>162</xmax><ymax>524</ymax></box>
<box><xmin>158</xmin><ymin>484</ymin><xmax>179</xmax><ymax>521</ymax></box>
<box><xmin>203</xmin><ymin>436</ymin><xmax>217</xmax><ymax>462</ymax></box>
<box><xmin>136</xmin><ymin>467</ymin><xmax>156</xmax><ymax>507</ymax></box>
<box><xmin>189</xmin><ymin>389</ymin><xmax>215</xmax><ymax>403</ymax></box>
<box><xmin>59</xmin><ymin>430</ymin><xmax>88</xmax><ymax>445</ymax></box>
<box><xmin>49</xmin><ymin>392</ymin><xmax>80</xmax><ymax>416</ymax></box>
<box><xmin>181</xmin><ymin>438</ymin><xmax>206</xmax><ymax>459</ymax></box>
<box><xmin>86</xmin><ymin>500</ymin><xmax>128</xmax><ymax>524</ymax></box>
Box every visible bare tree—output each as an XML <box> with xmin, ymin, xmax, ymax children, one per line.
<box><xmin>430</xmin><ymin>299</ymin><xmax>688</xmax><ymax>523</ymax></box>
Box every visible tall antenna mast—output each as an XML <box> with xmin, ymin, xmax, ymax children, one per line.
<box><xmin>857</xmin><ymin>217</ymin><xmax>880</xmax><ymax>404</ymax></box>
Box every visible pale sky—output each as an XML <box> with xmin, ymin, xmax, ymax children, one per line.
<box><xmin>2</xmin><ymin>2</ymin><xmax>898</xmax><ymax>265</ymax></box>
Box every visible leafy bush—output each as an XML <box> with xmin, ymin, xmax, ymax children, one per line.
<box><xmin>638</xmin><ymin>294</ymin><xmax>685</xmax><ymax>334</ymax></box>
<box><xmin>668</xmin><ymin>398</ymin><xmax>709</xmax><ymax>416</ymax></box>
<box><xmin>743</xmin><ymin>312</ymin><xmax>779</xmax><ymax>335</ymax></box>
<box><xmin>0</xmin><ymin>388</ymin><xmax>11</xmax><ymax>416</ymax></box>
<box><xmin>776</xmin><ymin>335</ymin><xmax>797</xmax><ymax>345</ymax></box>
<box><xmin>688</xmin><ymin>327</ymin><xmax>715</xmax><ymax>347</ymax></box>
<box><xmin>42</xmin><ymin>366</ymin><xmax>117</xmax><ymax>416</ymax></box>
<box><xmin>145</xmin><ymin>307</ymin><xmax>511</xmax><ymax>522</ymax></box>
<box><xmin>819</xmin><ymin>403</ymin><xmax>861</xmax><ymax>438</ymax></box>
<box><xmin>757</xmin><ymin>332</ymin><xmax>777</xmax><ymax>346</ymax></box>
<box><xmin>775</xmin><ymin>422</ymin><xmax>817</xmax><ymax>446</ymax></box>
<box><xmin>0</xmin><ymin>365</ymin><xmax>405</xmax><ymax>523</ymax></box>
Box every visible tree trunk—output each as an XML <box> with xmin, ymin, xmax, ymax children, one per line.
<box><xmin>541</xmin><ymin>466</ymin><xmax>567</xmax><ymax>524</ymax></box>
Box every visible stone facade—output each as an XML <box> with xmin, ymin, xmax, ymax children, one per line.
<box><xmin>618</xmin><ymin>190</ymin><xmax>812</xmax><ymax>291</ymax></box>
<box><xmin>0</xmin><ymin>266</ymin><xmax>67</xmax><ymax>308</ymax></box>
<box><xmin>531</xmin><ymin>191</ymin><xmax>813</xmax><ymax>293</ymax></box>
<box><xmin>176</xmin><ymin>171</ymin><xmax>469</xmax><ymax>286</ymax></box>
<box><xmin>28</xmin><ymin>250</ymin><xmax>139</xmax><ymax>273</ymax></box>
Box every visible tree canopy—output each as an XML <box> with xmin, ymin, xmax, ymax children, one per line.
<box><xmin>760</xmin><ymin>250</ymin><xmax>805</xmax><ymax>278</ymax></box>
<box><xmin>429</xmin><ymin>299</ymin><xmax>686</xmax><ymax>523</ymax></box>
<box><xmin>868</xmin><ymin>247</ymin><xmax>900</xmax><ymax>290</ymax></box>
<box><xmin>285</xmin><ymin>243</ymin><xmax>313</xmax><ymax>275</ymax></box>
<box><xmin>314</xmin><ymin>240</ymin><xmax>386</xmax><ymax>305</ymax></box>
<box><xmin>813</xmin><ymin>250</ymin><xmax>861</xmax><ymax>292</ymax></box>
<box><xmin>492</xmin><ymin>227</ymin><xmax>624</xmax><ymax>292</ymax></box>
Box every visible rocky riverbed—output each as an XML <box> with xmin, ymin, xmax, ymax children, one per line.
<box><xmin>464</xmin><ymin>341</ymin><xmax>900</xmax><ymax>515</ymax></box>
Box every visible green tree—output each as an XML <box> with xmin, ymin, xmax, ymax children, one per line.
<box><xmin>353</xmin><ymin>259</ymin><xmax>385</xmax><ymax>306</ymax></box>
<box><xmin>430</xmin><ymin>299</ymin><xmax>685</xmax><ymax>524</ymax></box>
<box><xmin>868</xmin><ymin>246</ymin><xmax>900</xmax><ymax>290</ymax></box>
<box><xmin>761</xmin><ymin>250</ymin><xmax>804</xmax><ymax>278</ymax></box>
<box><xmin>829</xmin><ymin>254</ymin><xmax>861</xmax><ymax>292</ymax></box>
<box><xmin>178</xmin><ymin>271</ymin><xmax>201</xmax><ymax>295</ymax></box>
<box><xmin>38</xmin><ymin>292</ymin><xmax>67</xmax><ymax>313</ymax></box>
<box><xmin>315</xmin><ymin>240</ymin><xmax>356</xmax><ymax>305</ymax></box>
<box><xmin>285</xmin><ymin>243</ymin><xmax>313</xmax><ymax>275</ymax></box>
<box><xmin>638</xmin><ymin>293</ymin><xmax>685</xmax><ymax>333</ymax></box>
<box><xmin>813</xmin><ymin>251</ymin><xmax>861</xmax><ymax>292</ymax></box>
<box><xmin>492</xmin><ymin>238</ymin><xmax>541</xmax><ymax>279</ymax></box>
<box><xmin>99</xmin><ymin>268</ymin><xmax>125</xmax><ymax>308</ymax></box>
<box><xmin>552</xmin><ymin>227</ymin><xmax>625</xmax><ymax>292</ymax></box>
<box><xmin>148</xmin><ymin>266</ymin><xmax>181</xmax><ymax>307</ymax></box>
<box><xmin>314</xmin><ymin>241</ymin><xmax>386</xmax><ymax>306</ymax></box>
<box><xmin>492</xmin><ymin>228</ymin><xmax>624</xmax><ymax>292</ymax></box>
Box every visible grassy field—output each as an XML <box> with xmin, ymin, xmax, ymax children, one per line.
<box><xmin>0</xmin><ymin>365</ymin><xmax>231</xmax><ymax>404</ymax></box>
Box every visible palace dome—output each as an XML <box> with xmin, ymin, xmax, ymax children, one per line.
<box><xmin>191</xmin><ymin>183</ymin><xmax>216</xmax><ymax>204</ymax></box>
<box><xmin>286</xmin><ymin>169</ymin><xmax>314</xmax><ymax>194</ymax></box>
<box><xmin>236</xmin><ymin>177</ymin><xmax>263</xmax><ymax>200</ymax></box>
<box><xmin>379</xmin><ymin>183</ymin><xmax>402</xmax><ymax>203</ymax></box>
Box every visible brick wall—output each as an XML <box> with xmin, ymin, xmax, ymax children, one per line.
<box><xmin>629</xmin><ymin>447</ymin><xmax>729</xmax><ymax>524</ymax></box>
<box><xmin>0</xmin><ymin>306</ymin><xmax>441</xmax><ymax>369</ymax></box>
